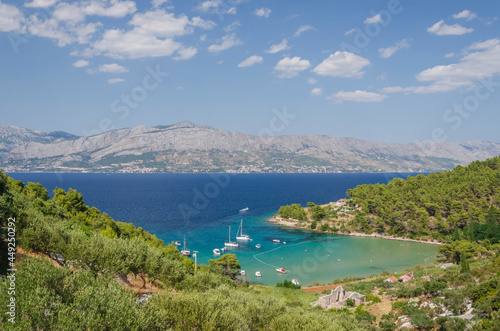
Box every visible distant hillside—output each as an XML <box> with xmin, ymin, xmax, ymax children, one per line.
<box><xmin>0</xmin><ymin>125</ymin><xmax>77</xmax><ymax>153</ymax></box>
<box><xmin>1</xmin><ymin>121</ymin><xmax>500</xmax><ymax>173</ymax></box>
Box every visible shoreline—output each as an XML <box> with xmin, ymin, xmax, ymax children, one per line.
<box><xmin>268</xmin><ymin>217</ymin><xmax>444</xmax><ymax>245</ymax></box>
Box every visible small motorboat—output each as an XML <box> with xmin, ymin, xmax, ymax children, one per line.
<box><xmin>213</xmin><ymin>248</ymin><xmax>221</xmax><ymax>255</ymax></box>
<box><xmin>174</xmin><ymin>241</ymin><xmax>181</xmax><ymax>246</ymax></box>
<box><xmin>255</xmin><ymin>244</ymin><xmax>261</xmax><ymax>249</ymax></box>
<box><xmin>292</xmin><ymin>279</ymin><xmax>299</xmax><ymax>285</ymax></box>
<box><xmin>241</xmin><ymin>270</ymin><xmax>246</xmax><ymax>276</ymax></box>
<box><xmin>239</xmin><ymin>207</ymin><xmax>249</xmax><ymax>212</ymax></box>
<box><xmin>255</xmin><ymin>271</ymin><xmax>262</xmax><ymax>277</ymax></box>
<box><xmin>276</xmin><ymin>268</ymin><xmax>286</xmax><ymax>274</ymax></box>
<box><xmin>221</xmin><ymin>247</ymin><xmax>228</xmax><ymax>252</ymax></box>
<box><xmin>272</xmin><ymin>239</ymin><xmax>280</xmax><ymax>243</ymax></box>
<box><xmin>283</xmin><ymin>241</ymin><xmax>287</xmax><ymax>244</ymax></box>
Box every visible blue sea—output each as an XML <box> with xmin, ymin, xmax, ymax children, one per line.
<box><xmin>9</xmin><ymin>172</ymin><xmax>438</xmax><ymax>286</ymax></box>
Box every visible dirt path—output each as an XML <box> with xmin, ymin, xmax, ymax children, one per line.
<box><xmin>302</xmin><ymin>276</ymin><xmax>383</xmax><ymax>293</ymax></box>
<box><xmin>302</xmin><ymin>283</ymin><xmax>346</xmax><ymax>293</ymax></box>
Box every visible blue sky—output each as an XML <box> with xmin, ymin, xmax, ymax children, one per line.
<box><xmin>0</xmin><ymin>0</ymin><xmax>499</xmax><ymax>143</ymax></box>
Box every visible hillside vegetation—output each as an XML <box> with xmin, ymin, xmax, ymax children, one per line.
<box><xmin>347</xmin><ymin>157</ymin><xmax>500</xmax><ymax>242</ymax></box>
<box><xmin>274</xmin><ymin>157</ymin><xmax>500</xmax><ymax>329</ymax></box>
<box><xmin>277</xmin><ymin>157</ymin><xmax>500</xmax><ymax>245</ymax></box>
<box><xmin>0</xmin><ymin>169</ymin><xmax>366</xmax><ymax>330</ymax></box>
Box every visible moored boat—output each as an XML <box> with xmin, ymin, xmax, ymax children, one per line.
<box><xmin>174</xmin><ymin>241</ymin><xmax>181</xmax><ymax>246</ymax></box>
<box><xmin>292</xmin><ymin>279</ymin><xmax>299</xmax><ymax>285</ymax></box>
<box><xmin>255</xmin><ymin>244</ymin><xmax>261</xmax><ymax>249</ymax></box>
<box><xmin>255</xmin><ymin>271</ymin><xmax>261</xmax><ymax>277</ymax></box>
<box><xmin>224</xmin><ymin>225</ymin><xmax>239</xmax><ymax>247</ymax></box>
<box><xmin>236</xmin><ymin>219</ymin><xmax>251</xmax><ymax>241</ymax></box>
<box><xmin>180</xmin><ymin>235</ymin><xmax>191</xmax><ymax>256</ymax></box>
<box><xmin>213</xmin><ymin>248</ymin><xmax>221</xmax><ymax>255</ymax></box>
<box><xmin>276</xmin><ymin>268</ymin><xmax>286</xmax><ymax>274</ymax></box>
<box><xmin>272</xmin><ymin>239</ymin><xmax>280</xmax><ymax>243</ymax></box>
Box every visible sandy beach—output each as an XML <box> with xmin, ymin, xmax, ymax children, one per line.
<box><xmin>268</xmin><ymin>217</ymin><xmax>444</xmax><ymax>245</ymax></box>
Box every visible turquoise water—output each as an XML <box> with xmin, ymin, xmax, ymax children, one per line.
<box><xmin>178</xmin><ymin>212</ymin><xmax>438</xmax><ymax>286</ymax></box>
<box><xmin>10</xmin><ymin>173</ymin><xmax>438</xmax><ymax>286</ymax></box>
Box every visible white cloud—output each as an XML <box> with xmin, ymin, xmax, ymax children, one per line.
<box><xmin>207</xmin><ymin>33</ymin><xmax>242</xmax><ymax>53</ymax></box>
<box><xmin>238</xmin><ymin>55</ymin><xmax>263</xmax><ymax>68</ymax></box>
<box><xmin>83</xmin><ymin>0</ymin><xmax>136</xmax><ymax>18</ymax></box>
<box><xmin>27</xmin><ymin>17</ymin><xmax>70</xmax><ymax>46</ymax></box>
<box><xmin>313</xmin><ymin>51</ymin><xmax>371</xmax><ymax>78</ymax></box>
<box><xmin>427</xmin><ymin>20</ymin><xmax>473</xmax><ymax>36</ymax></box>
<box><xmin>128</xmin><ymin>10</ymin><xmax>212</xmax><ymax>38</ymax></box>
<box><xmin>378</xmin><ymin>39</ymin><xmax>410</xmax><ymax>58</ymax></box>
<box><xmin>444</xmin><ymin>52</ymin><xmax>455</xmax><ymax>58</ymax></box>
<box><xmin>72</xmin><ymin>59</ymin><xmax>89</xmax><ymax>68</ymax></box>
<box><xmin>377</xmin><ymin>72</ymin><xmax>386</xmax><ymax>81</ymax></box>
<box><xmin>53</xmin><ymin>1</ymin><xmax>136</xmax><ymax>22</ymax></box>
<box><xmin>108</xmin><ymin>78</ymin><xmax>125</xmax><ymax>84</ymax></box>
<box><xmin>379</xmin><ymin>39</ymin><xmax>500</xmax><ymax>94</ymax></box>
<box><xmin>199</xmin><ymin>34</ymin><xmax>207</xmax><ymax>41</ymax></box>
<box><xmin>190</xmin><ymin>16</ymin><xmax>216</xmax><ymax>30</ymax></box>
<box><xmin>26</xmin><ymin>11</ymin><xmax>101</xmax><ymax>47</ymax></box>
<box><xmin>25</xmin><ymin>0</ymin><xmax>58</xmax><ymax>8</ymax></box>
<box><xmin>53</xmin><ymin>3</ymin><xmax>86</xmax><ymax>22</ymax></box>
<box><xmin>99</xmin><ymin>63</ymin><xmax>129</xmax><ymax>73</ymax></box>
<box><xmin>224</xmin><ymin>21</ymin><xmax>241</xmax><ymax>32</ymax></box>
<box><xmin>197</xmin><ymin>0</ymin><xmax>221</xmax><ymax>13</ymax></box>
<box><xmin>294</xmin><ymin>25</ymin><xmax>314</xmax><ymax>37</ymax></box>
<box><xmin>274</xmin><ymin>56</ymin><xmax>311</xmax><ymax>78</ymax></box>
<box><xmin>173</xmin><ymin>47</ymin><xmax>197</xmax><ymax>60</ymax></box>
<box><xmin>93</xmin><ymin>28</ymin><xmax>182</xmax><ymax>59</ymax></box>
<box><xmin>453</xmin><ymin>10</ymin><xmax>477</xmax><ymax>21</ymax></box>
<box><xmin>379</xmin><ymin>86</ymin><xmax>410</xmax><ymax>93</ymax></box>
<box><xmin>0</xmin><ymin>2</ymin><xmax>24</xmax><ymax>32</ymax></box>
<box><xmin>414</xmin><ymin>38</ymin><xmax>500</xmax><ymax>93</ymax></box>
<box><xmin>308</xmin><ymin>78</ymin><xmax>317</xmax><ymax>84</ymax></box>
<box><xmin>364</xmin><ymin>14</ymin><xmax>381</xmax><ymax>24</ymax></box>
<box><xmin>92</xmin><ymin>9</ymin><xmax>210</xmax><ymax>59</ymax></box>
<box><xmin>311</xmin><ymin>87</ymin><xmax>322</xmax><ymax>96</ymax></box>
<box><xmin>344</xmin><ymin>28</ymin><xmax>355</xmax><ymax>36</ymax></box>
<box><xmin>265</xmin><ymin>39</ymin><xmax>290</xmax><ymax>54</ymax></box>
<box><xmin>152</xmin><ymin>0</ymin><xmax>168</xmax><ymax>8</ymax></box>
<box><xmin>225</xmin><ymin>7</ymin><xmax>237</xmax><ymax>15</ymax></box>
<box><xmin>329</xmin><ymin>90</ymin><xmax>387</xmax><ymax>103</ymax></box>
<box><xmin>254</xmin><ymin>7</ymin><xmax>271</xmax><ymax>18</ymax></box>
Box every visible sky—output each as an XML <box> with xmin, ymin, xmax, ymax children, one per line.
<box><xmin>0</xmin><ymin>0</ymin><xmax>499</xmax><ymax>144</ymax></box>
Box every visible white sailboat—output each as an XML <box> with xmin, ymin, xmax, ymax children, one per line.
<box><xmin>236</xmin><ymin>219</ymin><xmax>251</xmax><ymax>241</ymax></box>
<box><xmin>181</xmin><ymin>235</ymin><xmax>191</xmax><ymax>256</ymax></box>
<box><xmin>224</xmin><ymin>225</ymin><xmax>239</xmax><ymax>247</ymax></box>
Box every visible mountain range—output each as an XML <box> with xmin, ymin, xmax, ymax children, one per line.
<box><xmin>1</xmin><ymin>121</ymin><xmax>500</xmax><ymax>173</ymax></box>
